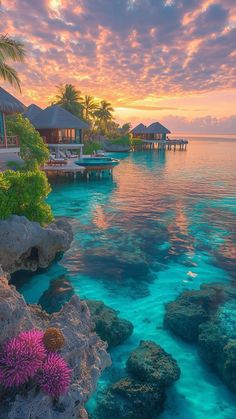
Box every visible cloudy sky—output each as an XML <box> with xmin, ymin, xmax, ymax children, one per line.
<box><xmin>1</xmin><ymin>0</ymin><xmax>236</xmax><ymax>133</ymax></box>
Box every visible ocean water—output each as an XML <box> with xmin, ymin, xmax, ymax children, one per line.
<box><xmin>15</xmin><ymin>137</ymin><xmax>236</xmax><ymax>418</ymax></box>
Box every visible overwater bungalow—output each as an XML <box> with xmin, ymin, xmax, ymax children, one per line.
<box><xmin>131</xmin><ymin>121</ymin><xmax>171</xmax><ymax>141</ymax></box>
<box><xmin>0</xmin><ymin>87</ymin><xmax>26</xmax><ymax>149</ymax></box>
<box><xmin>31</xmin><ymin>104</ymin><xmax>89</xmax><ymax>145</ymax></box>
<box><xmin>24</xmin><ymin>103</ymin><xmax>42</xmax><ymax>123</ymax></box>
<box><xmin>131</xmin><ymin>123</ymin><xmax>147</xmax><ymax>139</ymax></box>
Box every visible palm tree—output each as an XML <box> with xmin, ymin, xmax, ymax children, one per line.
<box><xmin>81</xmin><ymin>95</ymin><xmax>98</xmax><ymax>121</ymax></box>
<box><xmin>121</xmin><ymin>122</ymin><xmax>131</xmax><ymax>135</ymax></box>
<box><xmin>0</xmin><ymin>34</ymin><xmax>25</xmax><ymax>91</ymax></box>
<box><xmin>53</xmin><ymin>84</ymin><xmax>83</xmax><ymax>117</ymax></box>
<box><xmin>94</xmin><ymin>100</ymin><xmax>114</xmax><ymax>134</ymax></box>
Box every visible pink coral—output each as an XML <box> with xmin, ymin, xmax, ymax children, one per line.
<box><xmin>36</xmin><ymin>353</ymin><xmax>71</xmax><ymax>398</ymax></box>
<box><xmin>0</xmin><ymin>329</ymin><xmax>46</xmax><ymax>388</ymax></box>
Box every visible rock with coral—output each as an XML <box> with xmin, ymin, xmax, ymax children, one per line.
<box><xmin>39</xmin><ymin>277</ymin><xmax>74</xmax><ymax>314</ymax></box>
<box><xmin>0</xmin><ymin>270</ymin><xmax>111</xmax><ymax>418</ymax></box>
<box><xmin>0</xmin><ymin>215</ymin><xmax>73</xmax><ymax>274</ymax></box>
<box><xmin>164</xmin><ymin>284</ymin><xmax>227</xmax><ymax>342</ymax></box>
<box><xmin>85</xmin><ymin>300</ymin><xmax>133</xmax><ymax>348</ymax></box>
<box><xmin>126</xmin><ymin>340</ymin><xmax>180</xmax><ymax>387</ymax></box>
<box><xmin>95</xmin><ymin>377</ymin><xmax>166</xmax><ymax>419</ymax></box>
<box><xmin>95</xmin><ymin>340</ymin><xmax>180</xmax><ymax>419</ymax></box>
<box><xmin>198</xmin><ymin>299</ymin><xmax>236</xmax><ymax>392</ymax></box>
<box><xmin>164</xmin><ymin>283</ymin><xmax>236</xmax><ymax>393</ymax></box>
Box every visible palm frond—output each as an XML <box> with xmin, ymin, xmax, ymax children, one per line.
<box><xmin>0</xmin><ymin>60</ymin><xmax>21</xmax><ymax>91</ymax></box>
<box><xmin>0</xmin><ymin>34</ymin><xmax>25</xmax><ymax>62</ymax></box>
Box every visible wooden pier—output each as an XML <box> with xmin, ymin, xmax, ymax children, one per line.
<box><xmin>136</xmin><ymin>139</ymin><xmax>188</xmax><ymax>151</ymax></box>
<box><xmin>42</xmin><ymin>159</ymin><xmax>114</xmax><ymax>180</ymax></box>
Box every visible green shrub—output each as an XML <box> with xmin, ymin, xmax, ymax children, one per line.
<box><xmin>109</xmin><ymin>135</ymin><xmax>131</xmax><ymax>146</ymax></box>
<box><xmin>0</xmin><ymin>169</ymin><xmax>53</xmax><ymax>225</ymax></box>
<box><xmin>6</xmin><ymin>115</ymin><xmax>49</xmax><ymax>169</ymax></box>
<box><xmin>83</xmin><ymin>141</ymin><xmax>101</xmax><ymax>155</ymax></box>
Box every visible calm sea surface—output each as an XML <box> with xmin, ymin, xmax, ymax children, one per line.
<box><xmin>16</xmin><ymin>137</ymin><xmax>236</xmax><ymax>418</ymax></box>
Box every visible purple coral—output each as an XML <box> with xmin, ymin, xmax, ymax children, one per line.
<box><xmin>36</xmin><ymin>353</ymin><xmax>71</xmax><ymax>398</ymax></box>
<box><xmin>0</xmin><ymin>329</ymin><xmax>46</xmax><ymax>388</ymax></box>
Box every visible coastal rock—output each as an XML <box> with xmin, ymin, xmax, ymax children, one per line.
<box><xmin>38</xmin><ymin>277</ymin><xmax>74</xmax><ymax>314</ymax></box>
<box><xmin>95</xmin><ymin>340</ymin><xmax>180</xmax><ymax>419</ymax></box>
<box><xmin>0</xmin><ymin>271</ymin><xmax>111</xmax><ymax>418</ymax></box>
<box><xmin>126</xmin><ymin>340</ymin><xmax>180</xmax><ymax>386</ymax></box>
<box><xmin>95</xmin><ymin>377</ymin><xmax>166</xmax><ymax>419</ymax></box>
<box><xmin>0</xmin><ymin>215</ymin><xmax>73</xmax><ymax>274</ymax></box>
<box><xmin>85</xmin><ymin>300</ymin><xmax>134</xmax><ymax>348</ymax></box>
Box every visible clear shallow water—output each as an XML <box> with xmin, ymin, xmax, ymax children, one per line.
<box><xmin>15</xmin><ymin>138</ymin><xmax>236</xmax><ymax>418</ymax></box>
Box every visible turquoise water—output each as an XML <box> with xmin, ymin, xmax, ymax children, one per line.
<box><xmin>15</xmin><ymin>138</ymin><xmax>236</xmax><ymax>418</ymax></box>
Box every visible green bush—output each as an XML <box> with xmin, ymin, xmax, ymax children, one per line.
<box><xmin>109</xmin><ymin>135</ymin><xmax>131</xmax><ymax>146</ymax></box>
<box><xmin>6</xmin><ymin>115</ymin><xmax>49</xmax><ymax>169</ymax></box>
<box><xmin>0</xmin><ymin>169</ymin><xmax>53</xmax><ymax>225</ymax></box>
<box><xmin>83</xmin><ymin>141</ymin><xmax>101</xmax><ymax>155</ymax></box>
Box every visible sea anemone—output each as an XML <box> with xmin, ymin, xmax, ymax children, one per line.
<box><xmin>36</xmin><ymin>353</ymin><xmax>71</xmax><ymax>398</ymax></box>
<box><xmin>43</xmin><ymin>328</ymin><xmax>65</xmax><ymax>352</ymax></box>
<box><xmin>0</xmin><ymin>329</ymin><xmax>45</xmax><ymax>388</ymax></box>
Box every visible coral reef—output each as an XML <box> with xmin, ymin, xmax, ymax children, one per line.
<box><xmin>85</xmin><ymin>300</ymin><xmax>134</xmax><ymax>348</ymax></box>
<box><xmin>39</xmin><ymin>280</ymin><xmax>133</xmax><ymax>349</ymax></box>
<box><xmin>164</xmin><ymin>283</ymin><xmax>236</xmax><ymax>392</ymax></box>
<box><xmin>95</xmin><ymin>340</ymin><xmax>180</xmax><ymax>419</ymax></box>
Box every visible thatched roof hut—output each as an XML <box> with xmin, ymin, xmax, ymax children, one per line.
<box><xmin>32</xmin><ymin>105</ymin><xmax>89</xmax><ymax>130</ymax></box>
<box><xmin>24</xmin><ymin>104</ymin><xmax>42</xmax><ymax>122</ymax></box>
<box><xmin>131</xmin><ymin>123</ymin><xmax>147</xmax><ymax>134</ymax></box>
<box><xmin>31</xmin><ymin>105</ymin><xmax>89</xmax><ymax>144</ymax></box>
<box><xmin>0</xmin><ymin>86</ymin><xmax>26</xmax><ymax>114</ymax></box>
<box><xmin>146</xmin><ymin>122</ymin><xmax>170</xmax><ymax>135</ymax></box>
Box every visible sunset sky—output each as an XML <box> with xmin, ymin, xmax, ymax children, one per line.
<box><xmin>1</xmin><ymin>0</ymin><xmax>236</xmax><ymax>133</ymax></box>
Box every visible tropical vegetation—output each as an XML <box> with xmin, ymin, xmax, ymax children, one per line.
<box><xmin>6</xmin><ymin>114</ymin><xmax>49</xmax><ymax>169</ymax></box>
<box><xmin>0</xmin><ymin>169</ymin><xmax>53</xmax><ymax>225</ymax></box>
<box><xmin>81</xmin><ymin>95</ymin><xmax>98</xmax><ymax>121</ymax></box>
<box><xmin>94</xmin><ymin>100</ymin><xmax>114</xmax><ymax>134</ymax></box>
<box><xmin>0</xmin><ymin>34</ymin><xmax>25</xmax><ymax>90</ymax></box>
<box><xmin>53</xmin><ymin>84</ymin><xmax>84</xmax><ymax>118</ymax></box>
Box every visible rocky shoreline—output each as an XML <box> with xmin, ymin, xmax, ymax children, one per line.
<box><xmin>0</xmin><ymin>216</ymin><xmax>111</xmax><ymax>418</ymax></box>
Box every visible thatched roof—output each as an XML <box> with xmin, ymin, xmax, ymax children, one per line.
<box><xmin>31</xmin><ymin>105</ymin><xmax>89</xmax><ymax>130</ymax></box>
<box><xmin>24</xmin><ymin>104</ymin><xmax>42</xmax><ymax>122</ymax></box>
<box><xmin>0</xmin><ymin>86</ymin><xmax>26</xmax><ymax>114</ymax></box>
<box><xmin>131</xmin><ymin>123</ymin><xmax>147</xmax><ymax>134</ymax></box>
<box><xmin>146</xmin><ymin>122</ymin><xmax>170</xmax><ymax>134</ymax></box>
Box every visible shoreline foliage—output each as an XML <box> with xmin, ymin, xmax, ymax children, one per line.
<box><xmin>6</xmin><ymin>114</ymin><xmax>49</xmax><ymax>169</ymax></box>
<box><xmin>0</xmin><ymin>169</ymin><xmax>53</xmax><ymax>225</ymax></box>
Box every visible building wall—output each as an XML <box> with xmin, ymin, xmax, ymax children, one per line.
<box><xmin>37</xmin><ymin>128</ymin><xmax>82</xmax><ymax>144</ymax></box>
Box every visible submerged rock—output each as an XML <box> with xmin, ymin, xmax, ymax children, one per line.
<box><xmin>164</xmin><ymin>283</ymin><xmax>236</xmax><ymax>392</ymax></box>
<box><xmin>39</xmin><ymin>277</ymin><xmax>74</xmax><ymax>314</ymax></box>
<box><xmin>95</xmin><ymin>340</ymin><xmax>180</xmax><ymax>419</ymax></box>
<box><xmin>95</xmin><ymin>377</ymin><xmax>166</xmax><ymax>419</ymax></box>
<box><xmin>85</xmin><ymin>300</ymin><xmax>134</xmax><ymax>349</ymax></box>
<box><xmin>126</xmin><ymin>340</ymin><xmax>180</xmax><ymax>386</ymax></box>
<box><xmin>164</xmin><ymin>285</ymin><xmax>226</xmax><ymax>342</ymax></box>
<box><xmin>39</xmin><ymin>282</ymin><xmax>133</xmax><ymax>349</ymax></box>
<box><xmin>0</xmin><ymin>216</ymin><xmax>73</xmax><ymax>274</ymax></box>
<box><xmin>0</xmin><ymin>270</ymin><xmax>111</xmax><ymax>418</ymax></box>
